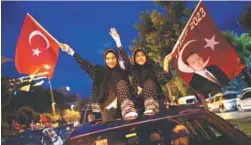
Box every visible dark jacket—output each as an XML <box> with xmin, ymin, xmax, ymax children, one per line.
<box><xmin>117</xmin><ymin>47</ymin><xmax>171</xmax><ymax>100</ymax></box>
<box><xmin>189</xmin><ymin>65</ymin><xmax>230</xmax><ymax>98</ymax></box>
<box><xmin>73</xmin><ymin>50</ymin><xmax>130</xmax><ymax>108</ymax></box>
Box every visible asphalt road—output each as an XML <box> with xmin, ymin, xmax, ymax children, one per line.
<box><xmin>216</xmin><ymin>110</ymin><xmax>251</xmax><ymax>120</ymax></box>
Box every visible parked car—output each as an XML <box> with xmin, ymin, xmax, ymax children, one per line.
<box><xmin>207</xmin><ymin>92</ymin><xmax>238</xmax><ymax>113</ymax></box>
<box><xmin>241</xmin><ymin>87</ymin><xmax>251</xmax><ymax>95</ymax></box>
<box><xmin>237</xmin><ymin>88</ymin><xmax>251</xmax><ymax>111</ymax></box>
<box><xmin>65</xmin><ymin>105</ymin><xmax>251</xmax><ymax>145</ymax></box>
<box><xmin>178</xmin><ymin>95</ymin><xmax>198</xmax><ymax>105</ymax></box>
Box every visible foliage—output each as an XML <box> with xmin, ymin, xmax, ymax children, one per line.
<box><xmin>222</xmin><ymin>31</ymin><xmax>251</xmax><ymax>66</ymax></box>
<box><xmin>222</xmin><ymin>31</ymin><xmax>251</xmax><ymax>90</ymax></box>
<box><xmin>130</xmin><ymin>1</ymin><xmax>192</xmax><ymax>98</ymax></box>
<box><xmin>240</xmin><ymin>5</ymin><xmax>251</xmax><ymax>34</ymax></box>
<box><xmin>63</xmin><ymin>109</ymin><xmax>80</xmax><ymax>123</ymax></box>
<box><xmin>16</xmin><ymin>106</ymin><xmax>40</xmax><ymax>125</ymax></box>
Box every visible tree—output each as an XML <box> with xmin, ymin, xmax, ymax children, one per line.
<box><xmin>130</xmin><ymin>1</ymin><xmax>192</xmax><ymax>98</ymax></box>
<box><xmin>2</xmin><ymin>77</ymin><xmax>74</xmax><ymax>118</ymax></box>
<box><xmin>222</xmin><ymin>31</ymin><xmax>251</xmax><ymax>66</ymax></box>
<box><xmin>130</xmin><ymin>2</ymin><xmax>191</xmax><ymax>65</ymax></box>
<box><xmin>240</xmin><ymin>5</ymin><xmax>251</xmax><ymax>34</ymax></box>
<box><xmin>222</xmin><ymin>31</ymin><xmax>251</xmax><ymax>89</ymax></box>
<box><xmin>16</xmin><ymin>106</ymin><xmax>40</xmax><ymax>126</ymax></box>
<box><xmin>1</xmin><ymin>76</ymin><xmax>13</xmax><ymax>108</ymax></box>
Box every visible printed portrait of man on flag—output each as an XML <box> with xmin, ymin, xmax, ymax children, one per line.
<box><xmin>169</xmin><ymin>1</ymin><xmax>245</xmax><ymax>98</ymax></box>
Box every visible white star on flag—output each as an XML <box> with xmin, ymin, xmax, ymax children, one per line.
<box><xmin>204</xmin><ymin>35</ymin><xmax>219</xmax><ymax>51</ymax></box>
<box><xmin>32</xmin><ymin>48</ymin><xmax>42</xmax><ymax>56</ymax></box>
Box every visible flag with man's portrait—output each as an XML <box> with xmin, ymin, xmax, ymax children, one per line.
<box><xmin>171</xmin><ymin>1</ymin><xmax>244</xmax><ymax>97</ymax></box>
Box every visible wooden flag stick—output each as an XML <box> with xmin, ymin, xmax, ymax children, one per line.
<box><xmin>48</xmin><ymin>78</ymin><xmax>56</xmax><ymax>115</ymax></box>
<box><xmin>27</xmin><ymin>13</ymin><xmax>60</xmax><ymax>44</ymax></box>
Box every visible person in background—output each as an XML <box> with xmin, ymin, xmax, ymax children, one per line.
<box><xmin>170</xmin><ymin>124</ymin><xmax>190</xmax><ymax>145</ymax></box>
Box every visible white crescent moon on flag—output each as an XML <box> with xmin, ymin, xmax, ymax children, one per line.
<box><xmin>178</xmin><ymin>40</ymin><xmax>210</xmax><ymax>73</ymax></box>
<box><xmin>29</xmin><ymin>30</ymin><xmax>50</xmax><ymax>49</ymax></box>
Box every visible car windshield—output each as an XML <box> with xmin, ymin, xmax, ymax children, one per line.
<box><xmin>209</xmin><ymin>91</ymin><xmax>220</xmax><ymax>97</ymax></box>
<box><xmin>241</xmin><ymin>88</ymin><xmax>251</xmax><ymax>94</ymax></box>
<box><xmin>242</xmin><ymin>91</ymin><xmax>251</xmax><ymax>99</ymax></box>
<box><xmin>67</xmin><ymin>113</ymin><xmax>248</xmax><ymax>145</ymax></box>
<box><xmin>223</xmin><ymin>94</ymin><xmax>237</xmax><ymax>99</ymax></box>
<box><xmin>186</xmin><ymin>99</ymin><xmax>196</xmax><ymax>104</ymax></box>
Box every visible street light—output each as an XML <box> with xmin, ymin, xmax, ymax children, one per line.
<box><xmin>66</xmin><ymin>86</ymin><xmax>70</xmax><ymax>91</ymax></box>
<box><xmin>71</xmin><ymin>105</ymin><xmax>75</xmax><ymax>111</ymax></box>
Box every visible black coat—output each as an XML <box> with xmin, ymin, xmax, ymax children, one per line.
<box><xmin>118</xmin><ymin>47</ymin><xmax>171</xmax><ymax>100</ymax></box>
<box><xmin>189</xmin><ymin>65</ymin><xmax>230</xmax><ymax>98</ymax></box>
<box><xmin>73</xmin><ymin>51</ymin><xmax>129</xmax><ymax>108</ymax></box>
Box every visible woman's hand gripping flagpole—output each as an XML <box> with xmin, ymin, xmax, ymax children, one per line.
<box><xmin>163</xmin><ymin>53</ymin><xmax>174</xmax><ymax>74</ymax></box>
<box><xmin>60</xmin><ymin>43</ymin><xmax>75</xmax><ymax>56</ymax></box>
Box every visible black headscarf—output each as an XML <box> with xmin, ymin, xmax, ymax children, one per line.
<box><xmin>98</xmin><ymin>49</ymin><xmax>128</xmax><ymax>106</ymax></box>
<box><xmin>104</xmin><ymin>49</ymin><xmax>122</xmax><ymax>91</ymax></box>
<box><xmin>132</xmin><ymin>49</ymin><xmax>156</xmax><ymax>88</ymax></box>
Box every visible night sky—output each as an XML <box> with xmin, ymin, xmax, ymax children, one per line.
<box><xmin>2</xmin><ymin>1</ymin><xmax>250</xmax><ymax>98</ymax></box>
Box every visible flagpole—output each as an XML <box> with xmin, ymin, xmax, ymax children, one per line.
<box><xmin>27</xmin><ymin>13</ymin><xmax>60</xmax><ymax>44</ymax></box>
<box><xmin>48</xmin><ymin>78</ymin><xmax>56</xmax><ymax>115</ymax></box>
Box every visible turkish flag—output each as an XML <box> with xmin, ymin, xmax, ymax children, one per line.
<box><xmin>171</xmin><ymin>1</ymin><xmax>244</xmax><ymax>97</ymax></box>
<box><xmin>15</xmin><ymin>13</ymin><xmax>59</xmax><ymax>78</ymax></box>
<box><xmin>12</xmin><ymin>119</ymin><xmax>22</xmax><ymax>130</ymax></box>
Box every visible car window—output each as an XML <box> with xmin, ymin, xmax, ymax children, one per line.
<box><xmin>242</xmin><ymin>91</ymin><xmax>251</xmax><ymax>100</ymax></box>
<box><xmin>194</xmin><ymin>114</ymin><xmax>250</xmax><ymax>145</ymax></box>
<box><xmin>67</xmin><ymin>114</ymin><xmax>250</xmax><ymax>145</ymax></box>
<box><xmin>223</xmin><ymin>94</ymin><xmax>237</xmax><ymax>100</ymax></box>
<box><xmin>209</xmin><ymin>91</ymin><xmax>219</xmax><ymax>98</ymax></box>
<box><xmin>207</xmin><ymin>125</ymin><xmax>222</xmax><ymax>138</ymax></box>
<box><xmin>68</xmin><ymin>118</ymin><xmax>208</xmax><ymax>145</ymax></box>
<box><xmin>241</xmin><ymin>88</ymin><xmax>251</xmax><ymax>95</ymax></box>
<box><xmin>176</xmin><ymin>113</ymin><xmax>249</xmax><ymax>145</ymax></box>
<box><xmin>186</xmin><ymin>99</ymin><xmax>196</xmax><ymax>104</ymax></box>
<box><xmin>91</xmin><ymin>120</ymin><xmax>179</xmax><ymax>145</ymax></box>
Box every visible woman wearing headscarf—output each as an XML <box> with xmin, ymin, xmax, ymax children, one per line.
<box><xmin>109</xmin><ymin>28</ymin><xmax>172</xmax><ymax>116</ymax></box>
<box><xmin>59</xmin><ymin>43</ymin><xmax>138</xmax><ymax>121</ymax></box>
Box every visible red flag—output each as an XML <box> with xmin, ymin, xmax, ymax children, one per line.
<box><xmin>171</xmin><ymin>1</ymin><xmax>245</xmax><ymax>97</ymax></box>
<box><xmin>15</xmin><ymin>13</ymin><xmax>59</xmax><ymax>78</ymax></box>
<box><xmin>12</xmin><ymin>119</ymin><xmax>22</xmax><ymax>130</ymax></box>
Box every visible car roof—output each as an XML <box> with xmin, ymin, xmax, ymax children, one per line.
<box><xmin>68</xmin><ymin>105</ymin><xmax>204</xmax><ymax>140</ymax></box>
<box><xmin>223</xmin><ymin>91</ymin><xmax>239</xmax><ymax>95</ymax></box>
<box><xmin>242</xmin><ymin>89</ymin><xmax>251</xmax><ymax>96</ymax></box>
<box><xmin>241</xmin><ymin>87</ymin><xmax>251</xmax><ymax>94</ymax></box>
